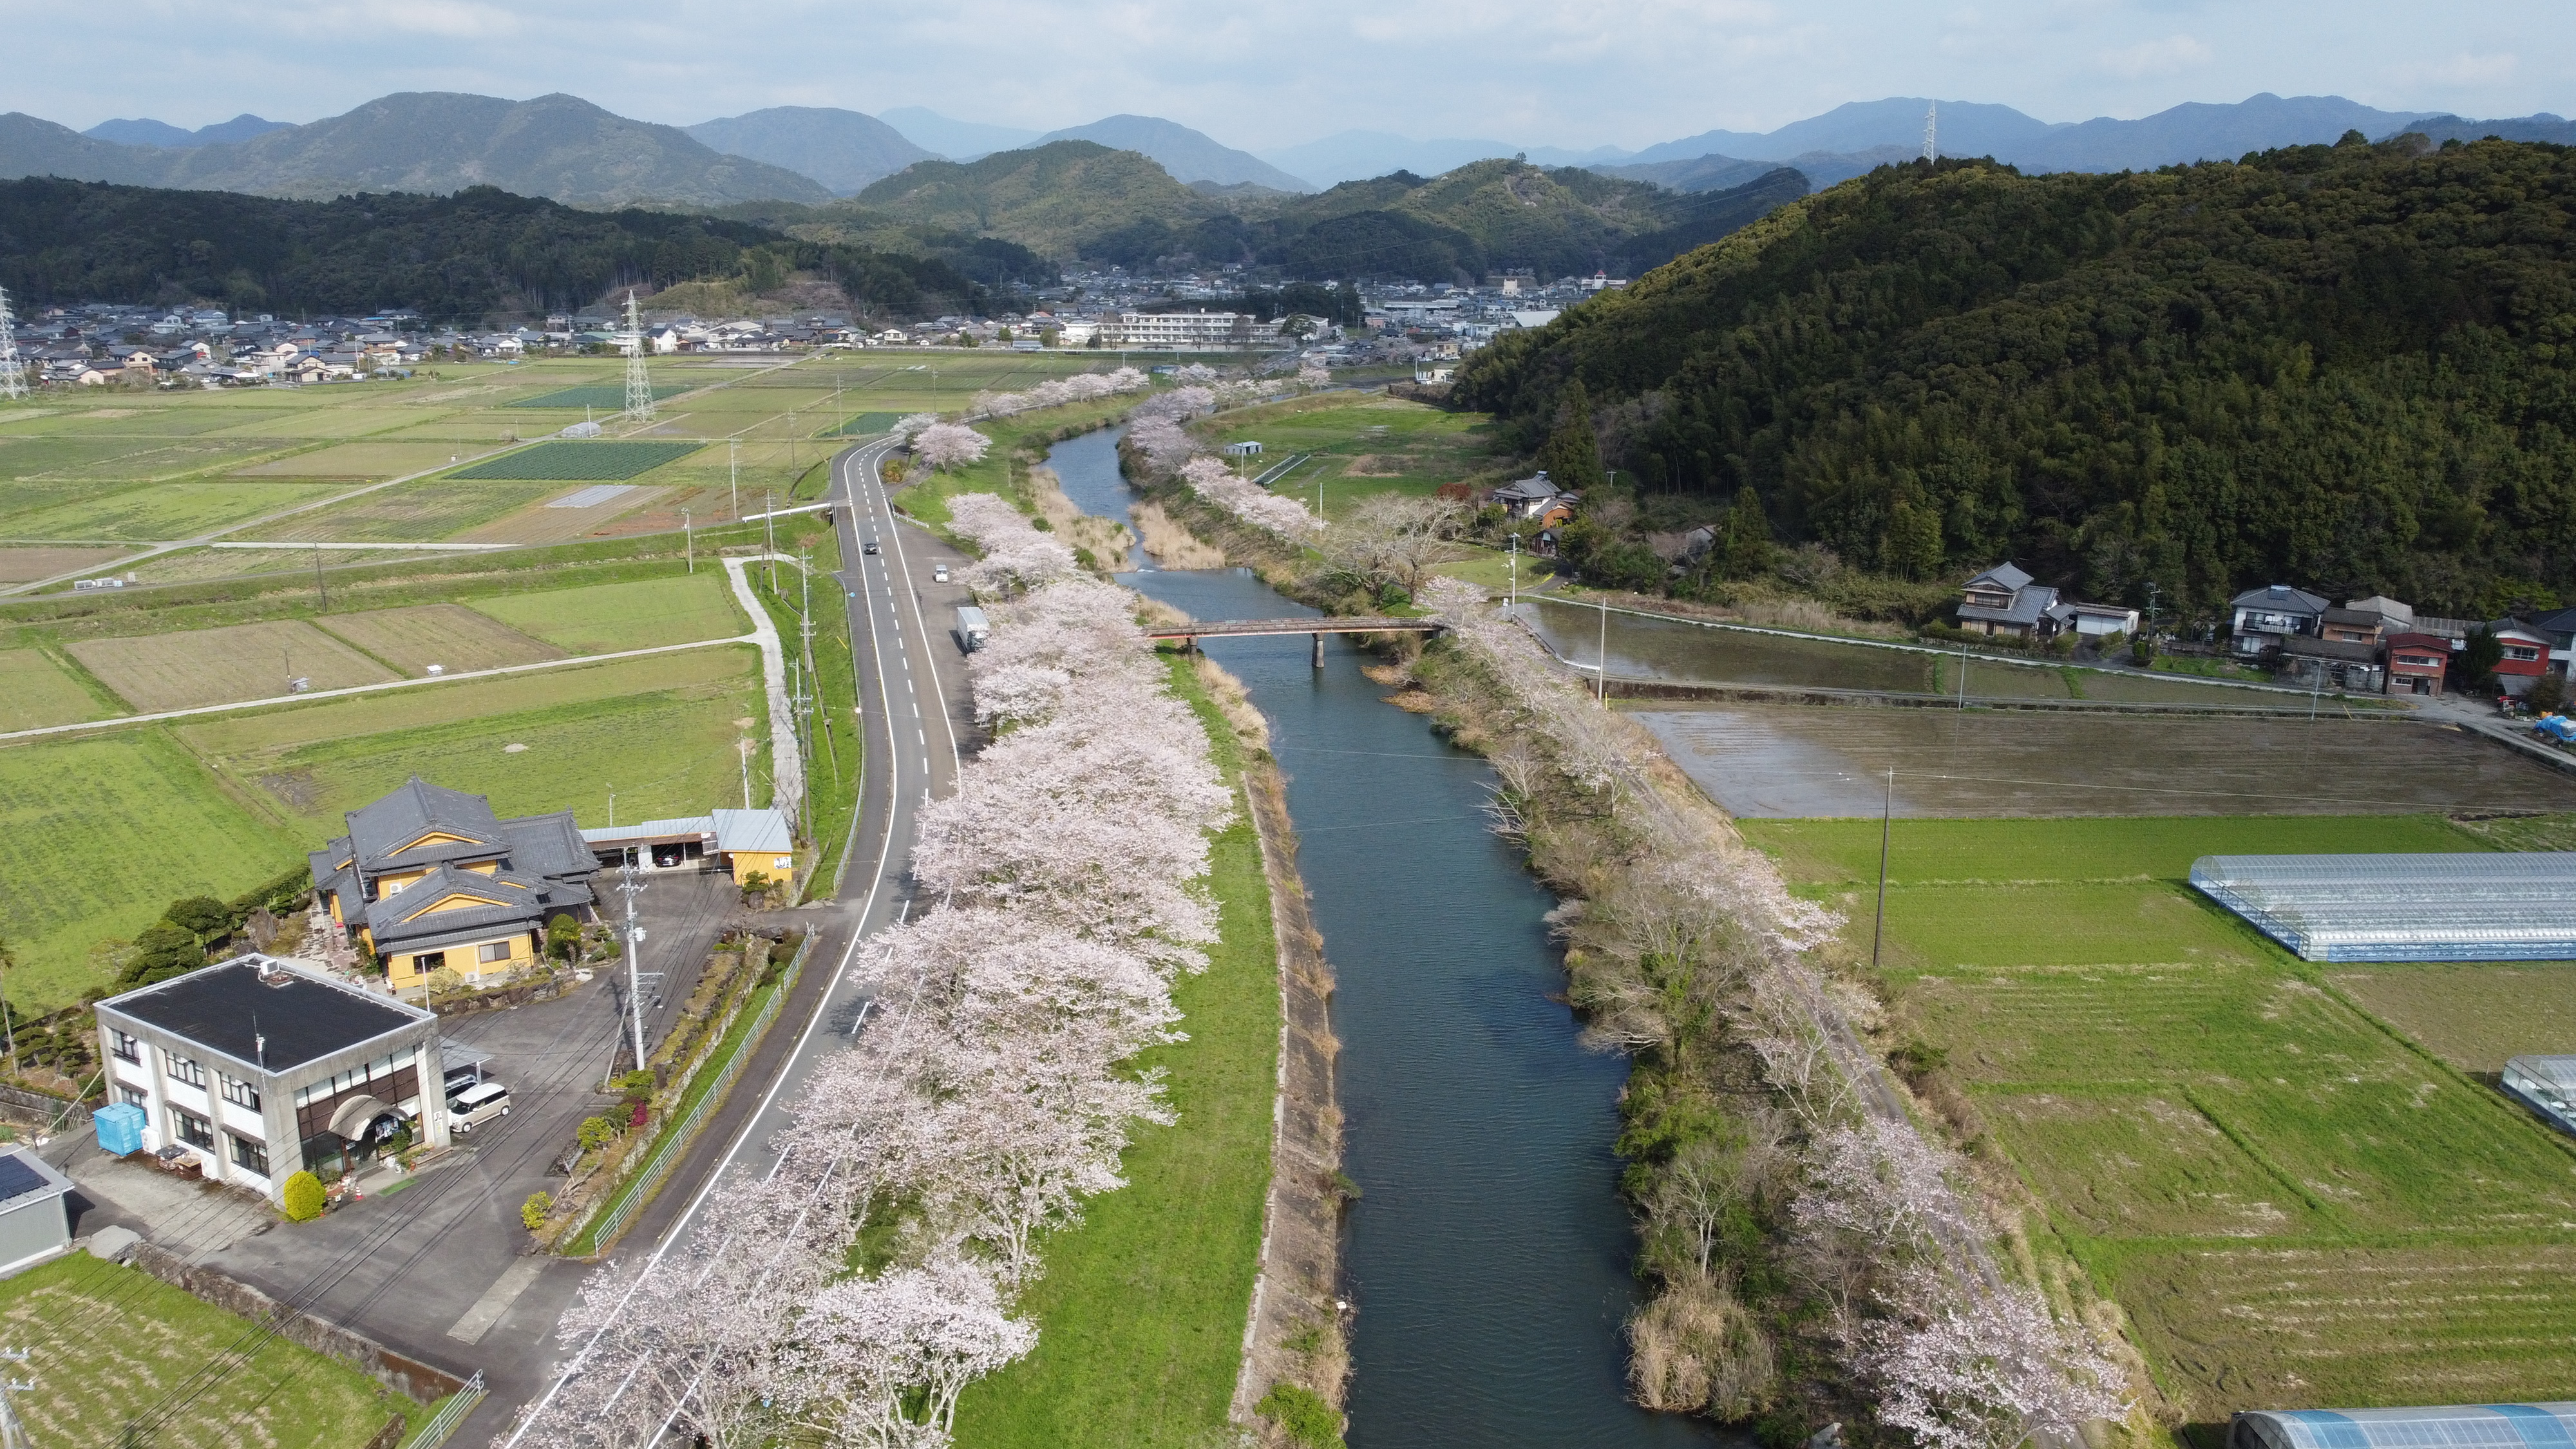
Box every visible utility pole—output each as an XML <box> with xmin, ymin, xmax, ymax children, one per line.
<box><xmin>1596</xmin><ymin>592</ymin><xmax>1609</xmax><ymax>704</ymax></box>
<box><xmin>1871</xmin><ymin>769</ymin><xmax>1893</xmax><ymax>971</ymax></box>
<box><xmin>765</xmin><ymin>491</ymin><xmax>777</xmax><ymax>589</ymax></box>
<box><xmin>683</xmin><ymin>508</ymin><xmax>693</xmax><ymax>574</ymax></box>
<box><xmin>730</xmin><ymin>439</ymin><xmax>739</xmax><ymax>520</ymax></box>
<box><xmin>616</xmin><ymin>862</ymin><xmax>647</xmax><ymax>1074</ymax></box>
<box><xmin>1508</xmin><ymin>531</ymin><xmax>1519</xmax><ymax>610</ymax></box>
<box><xmin>0</xmin><ymin>1347</ymin><xmax>32</xmax><ymax>1449</ymax></box>
<box><xmin>2143</xmin><ymin>581</ymin><xmax>2162</xmax><ymax>660</ymax></box>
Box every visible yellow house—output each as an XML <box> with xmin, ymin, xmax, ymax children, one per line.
<box><xmin>308</xmin><ymin>777</ymin><xmax>598</xmax><ymax>1001</ymax></box>
<box><xmin>713</xmin><ymin>808</ymin><xmax>798</xmax><ymax>887</ymax></box>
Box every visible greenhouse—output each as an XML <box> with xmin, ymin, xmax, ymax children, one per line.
<box><xmin>2233</xmin><ymin>1404</ymin><xmax>2576</xmax><ymax>1449</ymax></box>
<box><xmin>2502</xmin><ymin>1056</ymin><xmax>2576</xmax><ymax>1137</ymax></box>
<box><xmin>2189</xmin><ymin>853</ymin><xmax>2576</xmax><ymax>962</ymax></box>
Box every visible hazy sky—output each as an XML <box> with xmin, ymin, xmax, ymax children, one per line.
<box><xmin>17</xmin><ymin>0</ymin><xmax>2570</xmax><ymax>150</ymax></box>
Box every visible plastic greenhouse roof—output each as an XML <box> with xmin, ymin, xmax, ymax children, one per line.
<box><xmin>2237</xmin><ymin>1404</ymin><xmax>2576</xmax><ymax>1449</ymax></box>
<box><xmin>2189</xmin><ymin>853</ymin><xmax>2576</xmax><ymax>962</ymax></box>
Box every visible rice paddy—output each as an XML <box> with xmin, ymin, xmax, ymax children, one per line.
<box><xmin>448</xmin><ymin>440</ymin><xmax>703</xmax><ymax>480</ymax></box>
<box><xmin>1738</xmin><ymin>811</ymin><xmax>2576</xmax><ymax>1419</ymax></box>
<box><xmin>469</xmin><ymin>571</ymin><xmax>746</xmax><ymax>652</ymax></box>
<box><xmin>68</xmin><ymin>618</ymin><xmax>399</xmax><ymax>712</ymax></box>
<box><xmin>314</xmin><ymin>603</ymin><xmax>567</xmax><ymax>676</ymax></box>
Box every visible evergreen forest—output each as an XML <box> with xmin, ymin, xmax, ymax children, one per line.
<box><xmin>1457</xmin><ymin>133</ymin><xmax>2576</xmax><ymax>620</ymax></box>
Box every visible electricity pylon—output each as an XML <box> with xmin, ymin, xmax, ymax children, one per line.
<box><xmin>621</xmin><ymin>290</ymin><xmax>656</xmax><ymax>422</ymax></box>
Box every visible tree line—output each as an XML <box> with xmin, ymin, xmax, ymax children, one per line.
<box><xmin>1457</xmin><ymin>134</ymin><xmax>2576</xmax><ymax>623</ymax></box>
<box><xmin>0</xmin><ymin>178</ymin><xmax>999</xmax><ymax>323</ymax></box>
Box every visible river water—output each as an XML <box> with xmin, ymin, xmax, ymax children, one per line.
<box><xmin>1048</xmin><ymin>429</ymin><xmax>1717</xmax><ymax>1447</ymax></box>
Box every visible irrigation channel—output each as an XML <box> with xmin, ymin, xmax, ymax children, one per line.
<box><xmin>1046</xmin><ymin>424</ymin><xmax>1722</xmax><ymax>1447</ymax></box>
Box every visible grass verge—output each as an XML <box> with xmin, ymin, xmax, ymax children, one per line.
<box><xmin>951</xmin><ymin>647</ymin><xmax>1280</xmax><ymax>1449</ymax></box>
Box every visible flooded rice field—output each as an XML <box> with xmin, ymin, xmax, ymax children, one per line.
<box><xmin>1516</xmin><ymin>597</ymin><xmax>2325</xmax><ymax>707</ymax></box>
<box><xmin>1636</xmin><ymin>705</ymin><xmax>2576</xmax><ymax>817</ymax></box>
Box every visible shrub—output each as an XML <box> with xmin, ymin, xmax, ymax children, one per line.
<box><xmin>122</xmin><ymin>923</ymin><xmax>204</xmax><ymax>987</ymax></box>
<box><xmin>521</xmin><ymin>1191</ymin><xmax>553</xmax><ymax>1231</ymax></box>
<box><xmin>282</xmin><ymin>1171</ymin><xmax>325</xmax><ymax>1222</ymax></box>
<box><xmin>546</xmin><ymin>913</ymin><xmax>583</xmax><ymax>961</ymax></box>
<box><xmin>616</xmin><ymin>1070</ymin><xmax>656</xmax><ymax>1103</ymax></box>
<box><xmin>162</xmin><ymin>895</ymin><xmax>234</xmax><ymax>942</ymax></box>
<box><xmin>1256</xmin><ymin>1384</ymin><xmax>1345</xmax><ymax>1449</ymax></box>
<box><xmin>577</xmin><ymin>1115</ymin><xmax>620</xmax><ymax>1152</ymax></box>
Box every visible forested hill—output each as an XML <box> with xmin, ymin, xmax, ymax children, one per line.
<box><xmin>1457</xmin><ymin>135</ymin><xmax>2576</xmax><ymax>621</ymax></box>
<box><xmin>0</xmin><ymin>178</ymin><xmax>994</xmax><ymax>321</ymax></box>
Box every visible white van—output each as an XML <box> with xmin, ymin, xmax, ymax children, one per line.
<box><xmin>448</xmin><ymin>1081</ymin><xmax>510</xmax><ymax>1133</ymax></box>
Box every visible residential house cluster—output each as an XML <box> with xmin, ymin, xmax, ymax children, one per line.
<box><xmin>15</xmin><ymin>303</ymin><xmax>433</xmax><ymax>388</ymax></box>
<box><xmin>1953</xmin><ymin>564</ymin><xmax>2141</xmax><ymax>643</ymax></box>
<box><xmin>2220</xmin><ymin>585</ymin><xmax>2571</xmax><ymax>698</ymax></box>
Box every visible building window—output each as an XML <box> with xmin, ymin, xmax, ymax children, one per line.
<box><xmin>229</xmin><ymin>1133</ymin><xmax>269</xmax><ymax>1177</ymax></box>
<box><xmin>174</xmin><ymin>1110</ymin><xmax>214</xmax><ymax>1151</ymax></box>
<box><xmin>477</xmin><ymin>940</ymin><xmax>511</xmax><ymax>965</ymax></box>
<box><xmin>221</xmin><ymin>1075</ymin><xmax>260</xmax><ymax>1111</ymax></box>
<box><xmin>109</xmin><ymin>1030</ymin><xmax>140</xmax><ymax>1064</ymax></box>
<box><xmin>117</xmin><ymin>1084</ymin><xmax>147</xmax><ymax>1109</ymax></box>
<box><xmin>413</xmin><ymin>951</ymin><xmax>446</xmax><ymax>972</ymax></box>
<box><xmin>2506</xmin><ymin>646</ymin><xmax>2541</xmax><ymax>661</ymax></box>
<box><xmin>167</xmin><ymin>1055</ymin><xmax>205</xmax><ymax>1088</ymax></box>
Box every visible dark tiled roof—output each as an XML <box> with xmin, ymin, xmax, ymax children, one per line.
<box><xmin>106</xmin><ymin>956</ymin><xmax>428</xmax><ymax>1072</ymax></box>
<box><xmin>347</xmin><ymin>776</ymin><xmax>509</xmax><ymax>873</ymax></box>
<box><xmin>2231</xmin><ymin>585</ymin><xmax>2329</xmax><ymax>614</ymax></box>
<box><xmin>1963</xmin><ymin>562</ymin><xmax>2033</xmax><ymax>592</ymax></box>
<box><xmin>363</xmin><ymin>863</ymin><xmax>549</xmax><ymax>949</ymax></box>
<box><xmin>498</xmin><ymin>811</ymin><xmax>594</xmax><ymax>880</ymax></box>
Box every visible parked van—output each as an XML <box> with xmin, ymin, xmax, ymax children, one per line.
<box><xmin>956</xmin><ymin>605</ymin><xmax>991</xmax><ymax>653</ymax></box>
<box><xmin>448</xmin><ymin>1081</ymin><xmax>510</xmax><ymax>1133</ymax></box>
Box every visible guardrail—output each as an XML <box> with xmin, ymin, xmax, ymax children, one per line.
<box><xmin>579</xmin><ymin>936</ymin><xmax>811</xmax><ymax>1254</ymax></box>
<box><xmin>401</xmin><ymin>1371</ymin><xmax>486</xmax><ymax>1449</ymax></box>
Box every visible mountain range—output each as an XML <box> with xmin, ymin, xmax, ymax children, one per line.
<box><xmin>84</xmin><ymin>113</ymin><xmax>290</xmax><ymax>149</ymax></box>
<box><xmin>3</xmin><ymin>93</ymin><xmax>830</xmax><ymax>207</ymax></box>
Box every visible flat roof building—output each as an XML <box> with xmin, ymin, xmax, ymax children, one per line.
<box><xmin>2191</xmin><ymin>853</ymin><xmax>2576</xmax><ymax>961</ymax></box>
<box><xmin>97</xmin><ymin>954</ymin><xmax>448</xmax><ymax>1200</ymax></box>
<box><xmin>0</xmin><ymin>1149</ymin><xmax>74</xmax><ymax>1276</ymax></box>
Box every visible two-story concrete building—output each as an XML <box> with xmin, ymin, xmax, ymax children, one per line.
<box><xmin>97</xmin><ymin>955</ymin><xmax>448</xmax><ymax>1199</ymax></box>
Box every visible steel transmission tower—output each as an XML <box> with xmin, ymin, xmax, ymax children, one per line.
<box><xmin>621</xmin><ymin>289</ymin><xmax>656</xmax><ymax>422</ymax></box>
<box><xmin>0</xmin><ymin>287</ymin><xmax>27</xmax><ymax>402</ymax></box>
<box><xmin>1923</xmin><ymin>100</ymin><xmax>1938</xmax><ymax>163</ymax></box>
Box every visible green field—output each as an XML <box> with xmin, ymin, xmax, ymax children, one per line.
<box><xmin>0</xmin><ymin>647</ymin><xmax>116</xmax><ymax>731</ymax></box>
<box><xmin>176</xmin><ymin>647</ymin><xmax>762</xmax><ymax>827</ymax></box>
<box><xmin>471</xmin><ymin>570</ymin><xmax>746</xmax><ymax>653</ymax></box>
<box><xmin>832</xmin><ymin>411</ymin><xmax>903</xmax><ymax>436</ymax></box>
<box><xmin>0</xmin><ymin>1256</ymin><xmax>434</xmax><ymax>1449</ymax></box>
<box><xmin>520</xmin><ymin>384</ymin><xmax>696</xmax><ymax>409</ymax></box>
<box><xmin>954</xmin><ymin>654</ymin><xmax>1279</xmax><ymax>1449</ymax></box>
<box><xmin>1742</xmin><ymin>813</ymin><xmax>2576</xmax><ymax>1419</ymax></box>
<box><xmin>0</xmin><ymin>730</ymin><xmax>301</xmax><ymax>1008</ymax></box>
<box><xmin>449</xmin><ymin>440</ymin><xmax>703</xmax><ymax>480</ymax></box>
<box><xmin>1202</xmin><ymin>393</ymin><xmax>1501</xmax><ymax>520</ymax></box>
<box><xmin>0</xmin><ymin>480</ymin><xmax>345</xmax><ymax>541</ymax></box>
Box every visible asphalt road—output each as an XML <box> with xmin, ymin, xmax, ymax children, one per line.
<box><xmin>482</xmin><ymin>437</ymin><xmax>978</xmax><ymax>1441</ymax></box>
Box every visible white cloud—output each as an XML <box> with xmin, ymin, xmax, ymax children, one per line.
<box><xmin>2094</xmin><ymin>33</ymin><xmax>2213</xmax><ymax>77</ymax></box>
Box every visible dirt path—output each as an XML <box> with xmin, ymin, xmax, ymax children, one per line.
<box><xmin>722</xmin><ymin>554</ymin><xmax>805</xmax><ymax>811</ymax></box>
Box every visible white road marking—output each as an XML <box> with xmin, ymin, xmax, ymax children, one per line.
<box><xmin>448</xmin><ymin>1256</ymin><xmax>547</xmax><ymax>1343</ymax></box>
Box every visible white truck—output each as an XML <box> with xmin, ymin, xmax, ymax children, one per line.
<box><xmin>956</xmin><ymin>605</ymin><xmax>991</xmax><ymax>653</ymax></box>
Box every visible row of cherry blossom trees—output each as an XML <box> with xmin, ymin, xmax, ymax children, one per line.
<box><xmin>1421</xmin><ymin>578</ymin><xmax>2128</xmax><ymax>1449</ymax></box>
<box><xmin>972</xmin><ymin>366</ymin><xmax>1150</xmax><ymax>419</ymax></box>
<box><xmin>512</xmin><ymin>509</ymin><xmax>1230</xmax><ymax>1449</ymax></box>
<box><xmin>1122</xmin><ymin>388</ymin><xmax>1325</xmax><ymax>544</ymax></box>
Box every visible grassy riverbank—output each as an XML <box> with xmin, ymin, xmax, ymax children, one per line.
<box><xmin>952</xmin><ymin>650</ymin><xmax>1282</xmax><ymax>1449</ymax></box>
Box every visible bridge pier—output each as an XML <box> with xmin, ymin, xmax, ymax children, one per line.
<box><xmin>1312</xmin><ymin>632</ymin><xmax>1323</xmax><ymax>669</ymax></box>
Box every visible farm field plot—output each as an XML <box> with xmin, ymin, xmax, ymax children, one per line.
<box><xmin>1751</xmin><ymin>811</ymin><xmax>2576</xmax><ymax>1419</ymax></box>
<box><xmin>0</xmin><ymin>479</ymin><xmax>343</xmax><ymax>540</ymax></box>
<box><xmin>185</xmin><ymin>645</ymin><xmax>764</xmax><ymax>827</ymax></box>
<box><xmin>70</xmin><ymin>618</ymin><xmax>398</xmax><ymax>711</ymax></box>
<box><xmin>252</xmin><ymin>478</ymin><xmax>550</xmax><ymax>543</ymax></box>
<box><xmin>2450</xmin><ymin>811</ymin><xmax>2576</xmax><ymax>851</ymax></box>
<box><xmin>316</xmin><ymin>603</ymin><xmax>567</xmax><ymax>675</ymax></box>
<box><xmin>453</xmin><ymin>486</ymin><xmax>668</xmax><ymax>545</ymax></box>
<box><xmin>231</xmin><ymin>440</ymin><xmax>486</xmax><ymax>478</ymax></box>
<box><xmin>0</xmin><ymin>648</ymin><xmax>115</xmax><ymax>731</ymax></box>
<box><xmin>128</xmin><ymin>545</ymin><xmax>446</xmax><ymax>585</ymax></box>
<box><xmin>520</xmin><ymin>383</ymin><xmax>698</xmax><ymax>409</ymax></box>
<box><xmin>0</xmin><ymin>1256</ymin><xmax>431</xmax><ymax>1449</ymax></box>
<box><xmin>450</xmin><ymin>440</ymin><xmax>701</xmax><ymax>480</ymax></box>
<box><xmin>1648</xmin><ymin>705</ymin><xmax>2576</xmax><ymax>819</ymax></box>
<box><xmin>831</xmin><ymin>410</ymin><xmax>902</xmax><ymax>436</ymax></box>
<box><xmin>2329</xmin><ymin>963</ymin><xmax>2576</xmax><ymax>1073</ymax></box>
<box><xmin>1202</xmin><ymin>394</ymin><xmax>1501</xmax><ymax>516</ymax></box>
<box><xmin>471</xmin><ymin>571</ymin><xmax>745</xmax><ymax>652</ymax></box>
<box><xmin>0</xmin><ymin>435</ymin><xmax>220</xmax><ymax>480</ymax></box>
<box><xmin>0</xmin><ymin>544</ymin><xmax>129</xmax><ymax>582</ymax></box>
<box><xmin>202</xmin><ymin>405</ymin><xmax>425</xmax><ymax>439</ymax></box>
<box><xmin>0</xmin><ymin>730</ymin><xmax>300</xmax><ymax>1007</ymax></box>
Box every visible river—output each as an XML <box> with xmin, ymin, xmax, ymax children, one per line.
<box><xmin>1048</xmin><ymin>428</ymin><xmax>1718</xmax><ymax>1447</ymax></box>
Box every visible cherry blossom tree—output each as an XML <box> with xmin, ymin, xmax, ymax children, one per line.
<box><xmin>1297</xmin><ymin>359</ymin><xmax>1331</xmax><ymax>390</ymax></box>
<box><xmin>1179</xmin><ymin>455</ymin><xmax>1324</xmax><ymax>542</ymax></box>
<box><xmin>913</xmin><ymin>422</ymin><xmax>992</xmax><ymax>472</ymax></box>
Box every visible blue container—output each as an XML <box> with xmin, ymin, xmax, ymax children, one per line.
<box><xmin>94</xmin><ymin>1103</ymin><xmax>146</xmax><ymax>1156</ymax></box>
